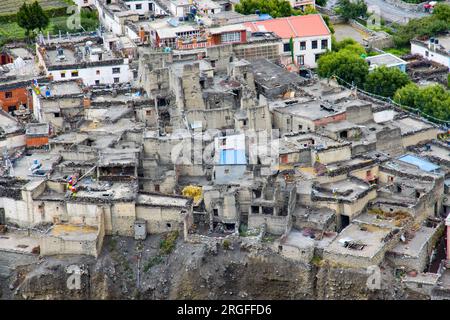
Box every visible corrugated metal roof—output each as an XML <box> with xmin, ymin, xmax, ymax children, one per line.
<box><xmin>244</xmin><ymin>14</ymin><xmax>330</xmax><ymax>39</ymax></box>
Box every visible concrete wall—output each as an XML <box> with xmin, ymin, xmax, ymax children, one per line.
<box><xmin>248</xmin><ymin>214</ymin><xmax>288</xmax><ymax>235</ymax></box>
<box><xmin>214</xmin><ymin>165</ymin><xmax>246</xmax><ymax>184</ymax></box>
<box><xmin>411</xmin><ymin>42</ymin><xmax>450</xmax><ymax>68</ymax></box>
<box><xmin>346</xmin><ymin>104</ymin><xmax>373</xmax><ymax>124</ymax></box>
<box><xmin>376</xmin><ymin>127</ymin><xmax>404</xmax><ymax>156</ymax></box>
<box><xmin>401</xmin><ymin>128</ymin><xmax>439</xmax><ymax>148</ymax></box>
<box><xmin>136</xmin><ymin>205</ymin><xmax>185</xmax><ymax>234</ymax></box>
<box><xmin>312</xmin><ymin>145</ymin><xmax>352</xmax><ymax>165</ymax></box>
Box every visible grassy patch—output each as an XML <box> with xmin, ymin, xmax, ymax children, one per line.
<box><xmin>262</xmin><ymin>235</ymin><xmax>277</xmax><ymax>243</ymax></box>
<box><xmin>222</xmin><ymin>239</ymin><xmax>231</xmax><ymax>250</ymax></box>
<box><xmin>160</xmin><ymin>230</ymin><xmax>179</xmax><ymax>255</ymax></box>
<box><xmin>0</xmin><ymin>9</ymin><xmax>98</xmax><ymax>44</ymax></box>
<box><xmin>384</xmin><ymin>47</ymin><xmax>410</xmax><ymax>57</ymax></box>
<box><xmin>311</xmin><ymin>255</ymin><xmax>324</xmax><ymax>267</ymax></box>
<box><xmin>143</xmin><ymin>255</ymin><xmax>163</xmax><ymax>272</ymax></box>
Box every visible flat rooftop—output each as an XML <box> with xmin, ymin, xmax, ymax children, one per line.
<box><xmin>398</xmin><ymin>154</ymin><xmax>440</xmax><ymax>172</ymax></box>
<box><xmin>366</xmin><ymin>53</ymin><xmax>406</xmax><ymax>68</ymax></box>
<box><xmin>12</xmin><ymin>153</ymin><xmax>61</xmax><ymax>179</ymax></box>
<box><xmin>276</xmin><ymin>132</ymin><xmax>343</xmax><ymax>154</ymax></box>
<box><xmin>314</xmin><ymin>178</ymin><xmax>371</xmax><ymax>201</ymax></box>
<box><xmin>137</xmin><ymin>193</ymin><xmax>190</xmax><ymax>208</ymax></box>
<box><xmin>43</xmin><ymin>81</ymin><xmax>84</xmax><ymax>96</ymax></box>
<box><xmin>0</xmin><ymin>232</ymin><xmax>40</xmax><ymax>255</ymax></box>
<box><xmin>271</xmin><ymin>99</ymin><xmax>345</xmax><ymax>120</ymax></box>
<box><xmin>389</xmin><ymin>226</ymin><xmax>437</xmax><ymax>258</ymax></box>
<box><xmin>391</xmin><ymin>116</ymin><xmax>434</xmax><ymax>135</ymax></box>
<box><xmin>283</xmin><ymin>229</ymin><xmax>336</xmax><ymax>251</ymax></box>
<box><xmin>325</xmin><ymin>223</ymin><xmax>392</xmax><ymax>259</ymax></box>
<box><xmin>251</xmin><ymin>58</ymin><xmax>307</xmax><ymax>90</ymax></box>
<box><xmin>419</xmin><ymin>143</ymin><xmax>450</xmax><ymax>163</ymax></box>
<box><xmin>48</xmin><ymin>224</ymin><xmax>98</xmax><ymax>241</ymax></box>
<box><xmin>25</xmin><ymin>123</ymin><xmax>49</xmax><ymax>136</ymax></box>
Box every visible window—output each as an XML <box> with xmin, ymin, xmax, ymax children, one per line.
<box><xmin>280</xmin><ymin>154</ymin><xmax>288</xmax><ymax>164</ymax></box>
<box><xmin>312</xmin><ymin>40</ymin><xmax>318</xmax><ymax>49</ymax></box>
<box><xmin>221</xmin><ymin>32</ymin><xmax>241</xmax><ymax>43</ymax></box>
<box><xmin>297</xmin><ymin>55</ymin><xmax>305</xmax><ymax>65</ymax></box>
<box><xmin>299</xmin><ymin>41</ymin><xmax>306</xmax><ymax>50</ymax></box>
<box><xmin>135</xmin><ymin>4</ymin><xmax>142</xmax><ymax>9</ymax></box>
<box><xmin>0</xmin><ymin>208</ymin><xmax>5</xmax><ymax>224</ymax></box>
<box><xmin>60</xmin><ymin>72</ymin><xmax>66</xmax><ymax>78</ymax></box>
<box><xmin>54</xmin><ymin>112</ymin><xmax>60</xmax><ymax>118</ymax></box>
<box><xmin>71</xmin><ymin>71</ymin><xmax>79</xmax><ymax>77</ymax></box>
<box><xmin>95</xmin><ymin>80</ymin><xmax>100</xmax><ymax>85</ymax></box>
<box><xmin>321</xmin><ymin>39</ymin><xmax>328</xmax><ymax>49</ymax></box>
<box><xmin>283</xmin><ymin>43</ymin><xmax>291</xmax><ymax>52</ymax></box>
<box><xmin>5</xmin><ymin>91</ymin><xmax>12</xmax><ymax>99</ymax></box>
<box><xmin>113</xmin><ymin>77</ymin><xmax>120</xmax><ymax>83</ymax></box>
<box><xmin>315</xmin><ymin>54</ymin><xmax>322</xmax><ymax>62</ymax></box>
<box><xmin>112</xmin><ymin>67</ymin><xmax>120</xmax><ymax>74</ymax></box>
<box><xmin>154</xmin><ymin>184</ymin><xmax>160</xmax><ymax>192</ymax></box>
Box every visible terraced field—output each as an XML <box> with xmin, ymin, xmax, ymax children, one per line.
<box><xmin>0</xmin><ymin>0</ymin><xmax>71</xmax><ymax>16</ymax></box>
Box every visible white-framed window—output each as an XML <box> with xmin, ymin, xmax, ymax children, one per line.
<box><xmin>221</xmin><ymin>32</ymin><xmax>241</xmax><ymax>44</ymax></box>
<box><xmin>298</xmin><ymin>55</ymin><xmax>305</xmax><ymax>65</ymax></box>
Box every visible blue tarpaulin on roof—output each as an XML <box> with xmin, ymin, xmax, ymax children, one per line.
<box><xmin>219</xmin><ymin>149</ymin><xmax>246</xmax><ymax>165</ymax></box>
<box><xmin>258</xmin><ymin>14</ymin><xmax>272</xmax><ymax>20</ymax></box>
<box><xmin>398</xmin><ymin>154</ymin><xmax>440</xmax><ymax>172</ymax></box>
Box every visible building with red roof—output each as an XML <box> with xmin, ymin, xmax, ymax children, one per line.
<box><xmin>244</xmin><ymin>14</ymin><xmax>331</xmax><ymax>68</ymax></box>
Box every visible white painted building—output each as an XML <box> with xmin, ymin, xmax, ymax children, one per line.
<box><xmin>244</xmin><ymin>14</ymin><xmax>332</xmax><ymax>68</ymax></box>
<box><xmin>36</xmin><ymin>42</ymin><xmax>132</xmax><ymax>86</ymax></box>
<box><xmin>411</xmin><ymin>37</ymin><xmax>450</xmax><ymax>69</ymax></box>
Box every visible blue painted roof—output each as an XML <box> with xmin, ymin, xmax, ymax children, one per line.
<box><xmin>398</xmin><ymin>154</ymin><xmax>440</xmax><ymax>172</ymax></box>
<box><xmin>219</xmin><ymin>149</ymin><xmax>246</xmax><ymax>165</ymax></box>
<box><xmin>258</xmin><ymin>14</ymin><xmax>272</xmax><ymax>21</ymax></box>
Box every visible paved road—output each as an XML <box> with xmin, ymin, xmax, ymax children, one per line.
<box><xmin>326</xmin><ymin>0</ymin><xmax>427</xmax><ymax>25</ymax></box>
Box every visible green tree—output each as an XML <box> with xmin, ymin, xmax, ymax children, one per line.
<box><xmin>316</xmin><ymin>0</ymin><xmax>327</xmax><ymax>6</ymax></box>
<box><xmin>393</xmin><ymin>4</ymin><xmax>450</xmax><ymax>47</ymax></box>
<box><xmin>394</xmin><ymin>84</ymin><xmax>450</xmax><ymax>122</ymax></box>
<box><xmin>235</xmin><ymin>0</ymin><xmax>296</xmax><ymax>17</ymax></box>
<box><xmin>364</xmin><ymin>66</ymin><xmax>410</xmax><ymax>97</ymax></box>
<box><xmin>317</xmin><ymin>50</ymin><xmax>369</xmax><ymax>87</ymax></box>
<box><xmin>17</xmin><ymin>1</ymin><xmax>49</xmax><ymax>38</ymax></box>
<box><xmin>433</xmin><ymin>3</ymin><xmax>450</xmax><ymax>23</ymax></box>
<box><xmin>31</xmin><ymin>1</ymin><xmax>49</xmax><ymax>32</ymax></box>
<box><xmin>335</xmin><ymin>0</ymin><xmax>367</xmax><ymax>21</ymax></box>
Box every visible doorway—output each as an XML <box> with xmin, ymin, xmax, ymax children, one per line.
<box><xmin>340</xmin><ymin>214</ymin><xmax>350</xmax><ymax>231</ymax></box>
